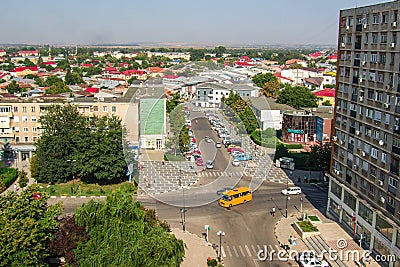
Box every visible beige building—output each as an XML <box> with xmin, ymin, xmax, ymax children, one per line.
<box><xmin>0</xmin><ymin>88</ymin><xmax>139</xmax><ymax>161</ymax></box>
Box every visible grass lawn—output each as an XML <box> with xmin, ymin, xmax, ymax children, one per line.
<box><xmin>164</xmin><ymin>153</ymin><xmax>186</xmax><ymax>161</ymax></box>
<box><xmin>297</xmin><ymin>221</ymin><xmax>319</xmax><ymax>232</ymax></box>
<box><xmin>37</xmin><ymin>180</ymin><xmax>136</xmax><ymax>196</ymax></box>
<box><xmin>308</xmin><ymin>215</ymin><xmax>321</xmax><ymax>222</ymax></box>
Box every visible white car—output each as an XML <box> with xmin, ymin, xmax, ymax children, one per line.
<box><xmin>216</xmin><ymin>142</ymin><xmax>222</xmax><ymax>148</ymax></box>
<box><xmin>281</xmin><ymin>187</ymin><xmax>302</xmax><ymax>195</ymax></box>
<box><xmin>192</xmin><ymin>108</ymin><xmax>201</xmax><ymax>112</ymax></box>
<box><xmin>206</xmin><ymin>160</ymin><xmax>214</xmax><ymax>169</ymax></box>
<box><xmin>232</xmin><ymin>159</ymin><xmax>240</xmax><ymax>167</ymax></box>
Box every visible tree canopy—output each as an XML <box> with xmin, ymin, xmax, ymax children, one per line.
<box><xmin>309</xmin><ymin>142</ymin><xmax>332</xmax><ymax>174</ymax></box>
<box><xmin>276</xmin><ymin>85</ymin><xmax>318</xmax><ymax>109</ymax></box>
<box><xmin>0</xmin><ymin>185</ymin><xmax>62</xmax><ymax>266</ymax></box>
<box><xmin>73</xmin><ymin>192</ymin><xmax>185</xmax><ymax>266</ymax></box>
<box><xmin>33</xmin><ymin>104</ymin><xmax>129</xmax><ymax>184</ymax></box>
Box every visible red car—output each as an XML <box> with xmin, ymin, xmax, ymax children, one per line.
<box><xmin>229</xmin><ymin>147</ymin><xmax>244</xmax><ymax>154</ymax></box>
<box><xmin>196</xmin><ymin>158</ymin><xmax>204</xmax><ymax>166</ymax></box>
<box><xmin>191</xmin><ymin>137</ymin><xmax>197</xmax><ymax>143</ymax></box>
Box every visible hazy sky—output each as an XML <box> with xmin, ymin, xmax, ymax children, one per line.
<box><xmin>0</xmin><ymin>0</ymin><xmax>391</xmax><ymax>45</ymax></box>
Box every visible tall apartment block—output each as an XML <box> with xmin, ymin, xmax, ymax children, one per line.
<box><xmin>327</xmin><ymin>1</ymin><xmax>400</xmax><ymax>265</ymax></box>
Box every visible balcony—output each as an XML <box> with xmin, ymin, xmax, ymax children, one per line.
<box><xmin>351</xmin><ymin>94</ymin><xmax>358</xmax><ymax>101</ymax></box>
<box><xmin>0</xmin><ymin>132</ymin><xmax>14</xmax><ymax>138</ymax></box>
<box><xmin>348</xmin><ymin>143</ymin><xmax>354</xmax><ymax>152</ymax></box>
<box><xmin>393</xmin><ymin>146</ymin><xmax>400</xmax><ymax>156</ymax></box>
<box><xmin>355</xmin><ymin>42</ymin><xmax>362</xmax><ymax>50</ymax></box>
<box><xmin>395</xmin><ymin>105</ymin><xmax>400</xmax><ymax>114</ymax></box>
<box><xmin>350</xmin><ymin>110</ymin><xmax>357</xmax><ymax>118</ymax></box>
<box><xmin>356</xmin><ymin>24</ymin><xmax>363</xmax><ymax>32</ymax></box>
<box><xmin>354</xmin><ymin>59</ymin><xmax>360</xmax><ymax>66</ymax></box>
<box><xmin>386</xmin><ymin>204</ymin><xmax>395</xmax><ymax>215</ymax></box>
<box><xmin>388</xmin><ymin>185</ymin><xmax>397</xmax><ymax>195</ymax></box>
<box><xmin>345</xmin><ymin>175</ymin><xmax>352</xmax><ymax>184</ymax></box>
<box><xmin>352</xmin><ymin>77</ymin><xmax>359</xmax><ymax>84</ymax></box>
<box><xmin>390</xmin><ymin>164</ymin><xmax>399</xmax><ymax>176</ymax></box>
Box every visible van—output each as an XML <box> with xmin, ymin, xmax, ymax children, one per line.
<box><xmin>219</xmin><ymin>187</ymin><xmax>252</xmax><ymax>208</ymax></box>
<box><xmin>281</xmin><ymin>187</ymin><xmax>302</xmax><ymax>195</ymax></box>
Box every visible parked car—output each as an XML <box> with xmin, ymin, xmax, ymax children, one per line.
<box><xmin>196</xmin><ymin>158</ymin><xmax>204</xmax><ymax>166</ymax></box>
<box><xmin>216</xmin><ymin>142</ymin><xmax>222</xmax><ymax>148</ymax></box>
<box><xmin>192</xmin><ymin>108</ymin><xmax>200</xmax><ymax>112</ymax></box>
<box><xmin>233</xmin><ymin>153</ymin><xmax>253</xmax><ymax>161</ymax></box>
<box><xmin>206</xmin><ymin>160</ymin><xmax>214</xmax><ymax>169</ymax></box>
<box><xmin>227</xmin><ymin>146</ymin><xmax>241</xmax><ymax>153</ymax></box>
<box><xmin>281</xmin><ymin>187</ymin><xmax>302</xmax><ymax>195</ymax></box>
<box><xmin>205</xmin><ymin>136</ymin><xmax>212</xmax><ymax>143</ymax></box>
<box><xmin>231</xmin><ymin>159</ymin><xmax>240</xmax><ymax>167</ymax></box>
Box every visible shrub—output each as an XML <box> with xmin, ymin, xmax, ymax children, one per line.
<box><xmin>207</xmin><ymin>258</ymin><xmax>218</xmax><ymax>267</ymax></box>
<box><xmin>297</xmin><ymin>221</ymin><xmax>319</xmax><ymax>232</ymax></box>
<box><xmin>0</xmin><ymin>179</ymin><xmax>5</xmax><ymax>192</ymax></box>
<box><xmin>18</xmin><ymin>170</ymin><xmax>28</xmax><ymax>188</ymax></box>
<box><xmin>284</xmin><ymin>143</ymin><xmax>303</xmax><ymax>149</ymax></box>
<box><xmin>0</xmin><ymin>168</ymin><xmax>18</xmax><ymax>188</ymax></box>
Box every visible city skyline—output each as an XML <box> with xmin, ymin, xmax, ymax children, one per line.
<box><xmin>1</xmin><ymin>0</ymin><xmax>391</xmax><ymax>46</ymax></box>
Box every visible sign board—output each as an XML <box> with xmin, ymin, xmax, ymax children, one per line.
<box><xmin>316</xmin><ymin>116</ymin><xmax>323</xmax><ymax>143</ymax></box>
<box><xmin>288</xmin><ymin>129</ymin><xmax>304</xmax><ymax>134</ymax></box>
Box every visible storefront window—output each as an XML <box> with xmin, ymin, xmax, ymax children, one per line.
<box><xmin>329</xmin><ymin>198</ymin><xmax>340</xmax><ymax>216</ymax></box>
<box><xmin>358</xmin><ymin>202</ymin><xmax>373</xmax><ymax>225</ymax></box>
<box><xmin>375</xmin><ymin>215</ymin><xmax>393</xmax><ymax>242</ymax></box>
<box><xmin>356</xmin><ymin>223</ymin><xmax>371</xmax><ymax>249</ymax></box>
<box><xmin>343</xmin><ymin>190</ymin><xmax>357</xmax><ymax>210</ymax></box>
<box><xmin>343</xmin><ymin>211</ymin><xmax>355</xmax><ymax>230</ymax></box>
<box><xmin>331</xmin><ymin>181</ymin><xmax>342</xmax><ymax>199</ymax></box>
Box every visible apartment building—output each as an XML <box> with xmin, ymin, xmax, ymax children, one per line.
<box><xmin>327</xmin><ymin>2</ymin><xmax>400</xmax><ymax>265</ymax></box>
<box><xmin>0</xmin><ymin>89</ymin><xmax>139</xmax><ymax>162</ymax></box>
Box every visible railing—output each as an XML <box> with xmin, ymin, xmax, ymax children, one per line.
<box><xmin>386</xmin><ymin>204</ymin><xmax>395</xmax><ymax>215</ymax></box>
<box><xmin>393</xmin><ymin>146</ymin><xmax>400</xmax><ymax>156</ymax></box>
<box><xmin>390</xmin><ymin>164</ymin><xmax>399</xmax><ymax>176</ymax></box>
<box><xmin>388</xmin><ymin>185</ymin><xmax>397</xmax><ymax>195</ymax></box>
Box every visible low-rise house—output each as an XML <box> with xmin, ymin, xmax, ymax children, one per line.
<box><xmin>314</xmin><ymin>88</ymin><xmax>336</xmax><ymax>106</ymax></box>
<box><xmin>10</xmin><ymin>66</ymin><xmax>38</xmax><ymax>77</ymax></box>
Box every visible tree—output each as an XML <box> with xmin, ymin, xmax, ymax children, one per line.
<box><xmin>309</xmin><ymin>143</ymin><xmax>332</xmax><ymax>175</ymax></box>
<box><xmin>262</xmin><ymin>79</ymin><xmax>281</xmax><ymax>98</ymax></box>
<box><xmin>277</xmin><ymin>85</ymin><xmax>318</xmax><ymax>109</ymax></box>
<box><xmin>252</xmin><ymin>73</ymin><xmax>278</xmax><ymax>88</ymax></box>
<box><xmin>322</xmin><ymin>100</ymin><xmax>332</xmax><ymax>106</ymax></box>
<box><xmin>65</xmin><ymin>69</ymin><xmax>84</xmax><ymax>85</ymax></box>
<box><xmin>73</xmin><ymin>192</ymin><xmax>185</xmax><ymax>266</ymax></box>
<box><xmin>274</xmin><ymin>143</ymin><xmax>289</xmax><ymax>161</ymax></box>
<box><xmin>48</xmin><ymin>215</ymin><xmax>89</xmax><ymax>266</ymax></box>
<box><xmin>18</xmin><ymin>170</ymin><xmax>28</xmax><ymax>188</ymax></box>
<box><xmin>0</xmin><ymin>185</ymin><xmax>62</xmax><ymax>266</ymax></box>
<box><xmin>189</xmin><ymin>49</ymin><xmax>205</xmax><ymax>61</ymax></box>
<box><xmin>214</xmin><ymin>46</ymin><xmax>226</xmax><ymax>58</ymax></box>
<box><xmin>6</xmin><ymin>80</ymin><xmax>23</xmax><ymax>94</ymax></box>
<box><xmin>166</xmin><ymin>92</ymin><xmax>182</xmax><ymax>114</ymax></box>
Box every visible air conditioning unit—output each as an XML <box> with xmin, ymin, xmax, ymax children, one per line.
<box><xmin>355</xmin><ymin>130</ymin><xmax>360</xmax><ymax>135</ymax></box>
<box><xmin>361</xmin><ymin>61</ymin><xmax>366</xmax><ymax>65</ymax></box>
<box><xmin>335</xmin><ymin>170</ymin><xmax>340</xmax><ymax>175</ymax></box>
<box><xmin>385</xmin><ymin>84</ymin><xmax>391</xmax><ymax>90</ymax></box>
<box><xmin>341</xmin><ymin>43</ymin><xmax>346</xmax><ymax>47</ymax></box>
<box><xmin>384</xmin><ymin>103</ymin><xmax>390</xmax><ymax>108</ymax></box>
<box><xmin>393</xmin><ymin>21</ymin><xmax>397</xmax><ymax>27</ymax></box>
<box><xmin>353</xmin><ymin>164</ymin><xmax>359</xmax><ymax>170</ymax></box>
<box><xmin>363</xmin><ymin>24</ymin><xmax>367</xmax><ymax>29</ymax></box>
<box><xmin>362</xmin><ymin>151</ymin><xmax>366</xmax><ymax>157</ymax></box>
<box><xmin>359</xmin><ymin>78</ymin><xmax>363</xmax><ymax>83</ymax></box>
<box><xmin>395</xmin><ymin>125</ymin><xmax>400</xmax><ymax>131</ymax></box>
<box><xmin>390</xmin><ymin>43</ymin><xmax>396</xmax><ymax>48</ymax></box>
<box><xmin>379</xmin><ymin>196</ymin><xmax>386</xmax><ymax>203</ymax></box>
<box><xmin>359</xmin><ymin>96</ymin><xmax>364</xmax><ymax>101</ymax></box>
<box><xmin>333</xmin><ymin>136</ymin><xmax>338</xmax><ymax>142</ymax></box>
<box><xmin>378</xmin><ymin>180</ymin><xmax>384</xmax><ymax>186</ymax></box>
<box><xmin>379</xmin><ymin>140</ymin><xmax>385</xmax><ymax>146</ymax></box>
<box><xmin>340</xmin><ymin>140</ymin><xmax>344</xmax><ymax>145</ymax></box>
<box><xmin>346</xmin><ymin>25</ymin><xmax>350</xmax><ymax>30</ymax></box>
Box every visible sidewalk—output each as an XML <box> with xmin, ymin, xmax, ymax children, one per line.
<box><xmin>275</xmin><ymin>209</ymin><xmax>380</xmax><ymax>267</ymax></box>
<box><xmin>171</xmin><ymin>228</ymin><xmax>219</xmax><ymax>267</ymax></box>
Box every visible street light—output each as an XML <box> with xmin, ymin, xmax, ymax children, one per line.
<box><xmin>67</xmin><ymin>159</ymin><xmax>77</xmax><ymax>194</ymax></box>
<box><xmin>217</xmin><ymin>230</ymin><xmax>225</xmax><ymax>262</ymax></box>
<box><xmin>178</xmin><ymin>176</ymin><xmax>186</xmax><ymax>231</ymax></box>
<box><xmin>285</xmin><ymin>171</ymin><xmax>293</xmax><ymax>218</ymax></box>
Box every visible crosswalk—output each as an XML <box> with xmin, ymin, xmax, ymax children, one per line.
<box><xmin>221</xmin><ymin>244</ymin><xmax>282</xmax><ymax>259</ymax></box>
<box><xmin>196</xmin><ymin>171</ymin><xmax>245</xmax><ymax>177</ymax></box>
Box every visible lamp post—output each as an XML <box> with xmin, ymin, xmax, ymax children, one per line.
<box><xmin>285</xmin><ymin>171</ymin><xmax>293</xmax><ymax>218</ymax></box>
<box><xmin>217</xmin><ymin>230</ymin><xmax>225</xmax><ymax>262</ymax></box>
<box><xmin>67</xmin><ymin>159</ymin><xmax>76</xmax><ymax>194</ymax></box>
<box><xmin>178</xmin><ymin>176</ymin><xmax>186</xmax><ymax>231</ymax></box>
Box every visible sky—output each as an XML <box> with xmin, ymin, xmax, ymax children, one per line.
<box><xmin>0</xmin><ymin>0</ymin><xmax>392</xmax><ymax>46</ymax></box>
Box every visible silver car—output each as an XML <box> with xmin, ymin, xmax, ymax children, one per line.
<box><xmin>206</xmin><ymin>160</ymin><xmax>214</xmax><ymax>169</ymax></box>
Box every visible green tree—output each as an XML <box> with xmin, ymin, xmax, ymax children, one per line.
<box><xmin>166</xmin><ymin>92</ymin><xmax>182</xmax><ymax>114</ymax></box>
<box><xmin>189</xmin><ymin>49</ymin><xmax>205</xmax><ymax>61</ymax></box>
<box><xmin>74</xmin><ymin>192</ymin><xmax>185</xmax><ymax>266</ymax></box>
<box><xmin>0</xmin><ymin>185</ymin><xmax>62</xmax><ymax>266</ymax></box>
<box><xmin>309</xmin><ymin>143</ymin><xmax>332</xmax><ymax>174</ymax></box>
<box><xmin>274</xmin><ymin>143</ymin><xmax>289</xmax><ymax>161</ymax></box>
<box><xmin>252</xmin><ymin>73</ymin><xmax>277</xmax><ymax>88</ymax></box>
<box><xmin>277</xmin><ymin>85</ymin><xmax>318</xmax><ymax>109</ymax></box>
<box><xmin>65</xmin><ymin>69</ymin><xmax>84</xmax><ymax>85</ymax></box>
<box><xmin>322</xmin><ymin>100</ymin><xmax>332</xmax><ymax>106</ymax></box>
<box><xmin>214</xmin><ymin>46</ymin><xmax>226</xmax><ymax>58</ymax></box>
<box><xmin>17</xmin><ymin>170</ymin><xmax>28</xmax><ymax>188</ymax></box>
<box><xmin>6</xmin><ymin>80</ymin><xmax>23</xmax><ymax>94</ymax></box>
<box><xmin>262</xmin><ymin>79</ymin><xmax>281</xmax><ymax>98</ymax></box>
<box><xmin>23</xmin><ymin>58</ymin><xmax>36</xmax><ymax>67</ymax></box>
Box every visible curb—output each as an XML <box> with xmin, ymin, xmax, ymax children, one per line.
<box><xmin>49</xmin><ymin>195</ymin><xmax>107</xmax><ymax>199</ymax></box>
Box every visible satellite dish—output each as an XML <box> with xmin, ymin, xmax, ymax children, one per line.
<box><xmin>379</xmin><ymin>140</ymin><xmax>384</xmax><ymax>146</ymax></box>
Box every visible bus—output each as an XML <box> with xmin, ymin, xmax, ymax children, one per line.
<box><xmin>219</xmin><ymin>187</ymin><xmax>252</xmax><ymax>208</ymax></box>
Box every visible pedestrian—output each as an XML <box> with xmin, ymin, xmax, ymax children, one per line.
<box><xmin>292</xmin><ymin>236</ymin><xmax>297</xmax><ymax>246</ymax></box>
<box><xmin>271</xmin><ymin>207</ymin><xmax>276</xmax><ymax>217</ymax></box>
<box><xmin>288</xmin><ymin>235</ymin><xmax>293</xmax><ymax>245</ymax></box>
<box><xmin>365</xmin><ymin>255</ymin><xmax>371</xmax><ymax>265</ymax></box>
<box><xmin>13</xmin><ymin>184</ymin><xmax>17</xmax><ymax>191</ymax></box>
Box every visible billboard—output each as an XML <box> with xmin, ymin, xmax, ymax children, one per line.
<box><xmin>316</xmin><ymin>116</ymin><xmax>323</xmax><ymax>143</ymax></box>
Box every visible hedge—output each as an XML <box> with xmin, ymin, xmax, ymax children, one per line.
<box><xmin>284</xmin><ymin>143</ymin><xmax>303</xmax><ymax>149</ymax></box>
<box><xmin>0</xmin><ymin>168</ymin><xmax>18</xmax><ymax>189</ymax></box>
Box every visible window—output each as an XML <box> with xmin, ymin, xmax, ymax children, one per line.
<box><xmin>379</xmin><ymin>54</ymin><xmax>386</xmax><ymax>64</ymax></box>
<box><xmin>385</xmin><ymin>114</ymin><xmax>391</xmax><ymax>125</ymax></box>
<box><xmin>359</xmin><ymin>106</ymin><xmax>363</xmax><ymax>115</ymax></box>
<box><xmin>367</xmin><ymin>90</ymin><xmax>374</xmax><ymax>99</ymax></box>
<box><xmin>382</xmin><ymin>13</ymin><xmax>389</xmax><ymax>23</ymax></box>
<box><xmin>93</xmin><ymin>106</ymin><xmax>98</xmax><ymax>112</ymax></box>
<box><xmin>372</xmin><ymin>34</ymin><xmax>379</xmax><ymax>44</ymax></box>
<box><xmin>13</xmin><ymin>116</ymin><xmax>19</xmax><ymax>123</ymax></box>
<box><xmin>381</xmin><ymin>34</ymin><xmax>388</xmax><ymax>43</ymax></box>
<box><xmin>373</xmin><ymin>14</ymin><xmax>380</xmax><ymax>24</ymax></box>
<box><xmin>24</xmin><ymin>137</ymin><xmax>28</xmax><ymax>142</ymax></box>
<box><xmin>0</xmin><ymin>107</ymin><xmax>10</xmax><ymax>112</ymax></box>
<box><xmin>13</xmin><ymin>107</ymin><xmax>18</xmax><ymax>112</ymax></box>
<box><xmin>31</xmin><ymin>116</ymin><xmax>36</xmax><ymax>122</ymax></box>
<box><xmin>103</xmin><ymin>106</ymin><xmax>108</xmax><ymax>112</ymax></box>
<box><xmin>331</xmin><ymin>181</ymin><xmax>342</xmax><ymax>198</ymax></box>
<box><xmin>374</xmin><ymin>111</ymin><xmax>382</xmax><ymax>121</ymax></box>
<box><xmin>365</xmin><ymin>127</ymin><xmax>372</xmax><ymax>137</ymax></box>
<box><xmin>366</xmin><ymin>109</ymin><xmax>373</xmax><ymax>119</ymax></box>
<box><xmin>23</xmin><ymin>127</ymin><xmax>28</xmax><ymax>132</ymax></box>
<box><xmin>15</xmin><ymin>137</ymin><xmax>19</xmax><ymax>142</ymax></box>
<box><xmin>343</xmin><ymin>190</ymin><xmax>356</xmax><ymax>210</ymax></box>
<box><xmin>31</xmin><ymin>106</ymin><xmax>35</xmax><ymax>112</ymax></box>
<box><xmin>22</xmin><ymin>116</ymin><xmax>28</xmax><ymax>122</ymax></box>
<box><xmin>371</xmin><ymin>54</ymin><xmax>377</xmax><ymax>62</ymax></box>
<box><xmin>382</xmin><ymin>152</ymin><xmax>387</xmax><ymax>163</ymax></box>
<box><xmin>375</xmin><ymin>215</ymin><xmax>393</xmax><ymax>241</ymax></box>
<box><xmin>373</xmin><ymin>130</ymin><xmax>380</xmax><ymax>139</ymax></box>
<box><xmin>371</xmin><ymin>147</ymin><xmax>379</xmax><ymax>159</ymax></box>
<box><xmin>22</xmin><ymin>106</ymin><xmax>27</xmax><ymax>112</ymax></box>
<box><xmin>358</xmin><ymin>202</ymin><xmax>373</xmax><ymax>225</ymax></box>
<box><xmin>32</xmin><ymin>127</ymin><xmax>37</xmax><ymax>132</ymax></box>
<box><xmin>364</xmin><ymin>143</ymin><xmax>370</xmax><ymax>154</ymax></box>
<box><xmin>389</xmin><ymin>176</ymin><xmax>398</xmax><ymax>188</ymax></box>
<box><xmin>111</xmin><ymin>106</ymin><xmax>116</xmax><ymax>112</ymax></box>
<box><xmin>375</xmin><ymin>92</ymin><xmax>383</xmax><ymax>102</ymax></box>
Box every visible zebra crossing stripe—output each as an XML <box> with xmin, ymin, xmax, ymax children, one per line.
<box><xmin>227</xmin><ymin>246</ymin><xmax>232</xmax><ymax>257</ymax></box>
<box><xmin>221</xmin><ymin>246</ymin><xmax>226</xmax><ymax>258</ymax></box>
<box><xmin>251</xmin><ymin>245</ymin><xmax>257</xmax><ymax>256</ymax></box>
<box><xmin>232</xmin><ymin>246</ymin><xmax>239</xmax><ymax>257</ymax></box>
<box><xmin>256</xmin><ymin>245</ymin><xmax>262</xmax><ymax>255</ymax></box>
<box><xmin>238</xmin><ymin>245</ymin><xmax>245</xmax><ymax>257</ymax></box>
<box><xmin>245</xmin><ymin>245</ymin><xmax>252</xmax><ymax>257</ymax></box>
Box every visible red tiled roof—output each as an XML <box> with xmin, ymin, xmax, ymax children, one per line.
<box><xmin>81</xmin><ymin>63</ymin><xmax>94</xmax><ymax>67</ymax></box>
<box><xmin>328</xmin><ymin>54</ymin><xmax>338</xmax><ymax>60</ymax></box>
<box><xmin>10</xmin><ymin>66</ymin><xmax>38</xmax><ymax>72</ymax></box>
<box><xmin>146</xmin><ymin>67</ymin><xmax>164</xmax><ymax>73</ymax></box>
<box><xmin>235</xmin><ymin>61</ymin><xmax>253</xmax><ymax>66</ymax></box>
<box><xmin>18</xmin><ymin>50</ymin><xmax>38</xmax><ymax>54</ymax></box>
<box><xmin>104</xmin><ymin>67</ymin><xmax>117</xmax><ymax>71</ymax></box>
<box><xmin>285</xmin><ymin>59</ymin><xmax>305</xmax><ymax>65</ymax></box>
<box><xmin>314</xmin><ymin>88</ymin><xmax>336</xmax><ymax>97</ymax></box>
<box><xmin>164</xmin><ymin>75</ymin><xmax>179</xmax><ymax>79</ymax></box>
<box><xmin>85</xmin><ymin>87</ymin><xmax>100</xmax><ymax>93</ymax></box>
<box><xmin>42</xmin><ymin>61</ymin><xmax>56</xmax><ymax>65</ymax></box>
<box><xmin>274</xmin><ymin>73</ymin><xmax>293</xmax><ymax>81</ymax></box>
